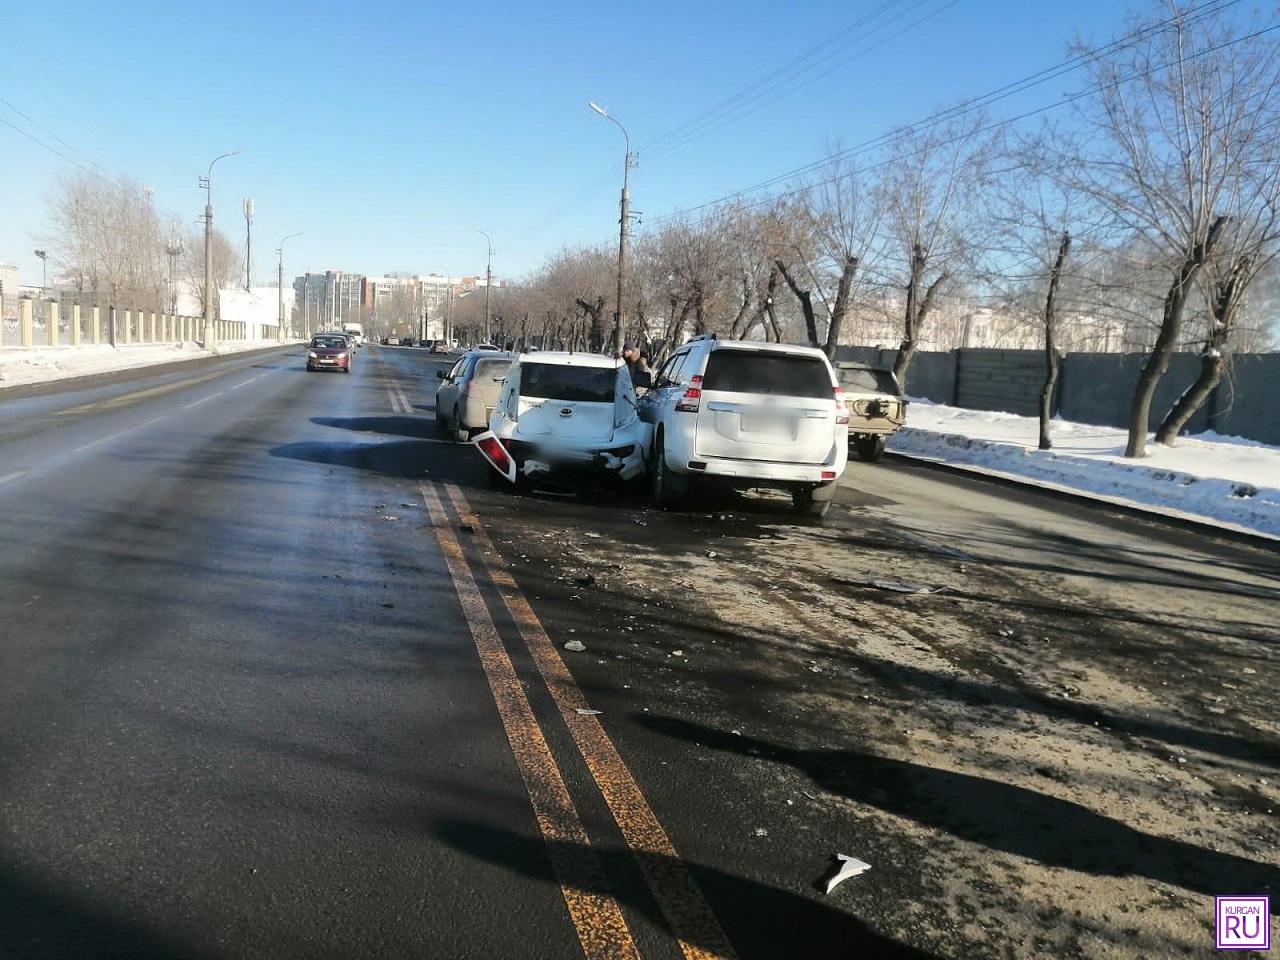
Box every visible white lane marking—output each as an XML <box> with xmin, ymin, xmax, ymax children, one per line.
<box><xmin>68</xmin><ymin>415</ymin><xmax>168</xmax><ymax>454</ymax></box>
<box><xmin>181</xmin><ymin>390</ymin><xmax>228</xmax><ymax>410</ymax></box>
<box><xmin>0</xmin><ymin>471</ymin><xmax>27</xmax><ymax>485</ymax></box>
<box><xmin>227</xmin><ymin>374</ymin><xmax>265</xmax><ymax>391</ymax></box>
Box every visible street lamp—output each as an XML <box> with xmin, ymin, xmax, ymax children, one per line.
<box><xmin>476</xmin><ymin>228</ymin><xmax>493</xmax><ymax>343</ymax></box>
<box><xmin>277</xmin><ymin>232</ymin><xmax>301</xmax><ymax>341</ymax></box>
<box><xmin>588</xmin><ymin>101</ymin><xmax>634</xmax><ymax>356</ymax></box>
<box><xmin>201</xmin><ymin>148</ymin><xmax>242</xmax><ymax>346</ymax></box>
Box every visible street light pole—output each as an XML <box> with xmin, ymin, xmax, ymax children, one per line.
<box><xmin>277</xmin><ymin>233</ymin><xmax>301</xmax><ymax>341</ymax></box>
<box><xmin>476</xmin><ymin>229</ymin><xmax>493</xmax><ymax>344</ymax></box>
<box><xmin>589</xmin><ymin>102</ymin><xmax>634</xmax><ymax>356</ymax></box>
<box><xmin>243</xmin><ymin>198</ymin><xmax>254</xmax><ymax>292</ymax></box>
<box><xmin>201</xmin><ymin>149</ymin><xmax>242</xmax><ymax>347</ymax></box>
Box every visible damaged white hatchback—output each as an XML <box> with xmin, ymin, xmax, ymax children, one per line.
<box><xmin>472</xmin><ymin>352</ymin><xmax>651</xmax><ymax>487</ymax></box>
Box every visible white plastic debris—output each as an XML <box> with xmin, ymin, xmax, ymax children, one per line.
<box><xmin>563</xmin><ymin>640</ymin><xmax>587</xmax><ymax>652</ymax></box>
<box><xmin>753</xmin><ymin>827</ymin><xmax>768</xmax><ymax>837</ymax></box>
<box><xmin>584</xmin><ymin>532</ymin><xmax>602</xmax><ymax>539</ymax></box>
<box><xmin>824</xmin><ymin>854</ymin><xmax>872</xmax><ymax>894</ymax></box>
<box><xmin>575</xmin><ymin>708</ymin><xmax>602</xmax><ymax>716</ymax></box>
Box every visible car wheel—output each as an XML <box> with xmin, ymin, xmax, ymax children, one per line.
<box><xmin>792</xmin><ymin>482</ymin><xmax>837</xmax><ymax>518</ymax></box>
<box><xmin>453</xmin><ymin>407</ymin><xmax>468</xmax><ymax>443</ymax></box>
<box><xmin>856</xmin><ymin>435</ymin><xmax>886</xmax><ymax>462</ymax></box>
<box><xmin>649</xmin><ymin>438</ymin><xmax>686</xmax><ymax>510</ymax></box>
<box><xmin>435</xmin><ymin>403</ymin><xmax>448</xmax><ymax>433</ymax></box>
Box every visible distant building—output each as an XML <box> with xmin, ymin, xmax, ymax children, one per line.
<box><xmin>361</xmin><ymin>274</ymin><xmax>464</xmax><ymax>328</ymax></box>
<box><xmin>0</xmin><ymin>262</ymin><xmax>18</xmax><ymax>320</ymax></box>
<box><xmin>294</xmin><ymin>271</ymin><xmax>363</xmax><ymax>331</ymax></box>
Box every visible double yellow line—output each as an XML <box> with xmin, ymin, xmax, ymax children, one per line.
<box><xmin>401</xmin><ymin>367</ymin><xmax>735</xmax><ymax>958</ymax></box>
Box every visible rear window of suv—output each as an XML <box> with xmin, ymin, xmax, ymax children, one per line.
<box><xmin>701</xmin><ymin>351</ymin><xmax>832</xmax><ymax>398</ymax></box>
<box><xmin>520</xmin><ymin>363</ymin><xmax>617</xmax><ymax>403</ymax></box>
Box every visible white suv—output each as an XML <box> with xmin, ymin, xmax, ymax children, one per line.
<box><xmin>637</xmin><ymin>336</ymin><xmax>849</xmax><ymax>517</ymax></box>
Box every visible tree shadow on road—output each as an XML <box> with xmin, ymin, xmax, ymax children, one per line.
<box><xmin>431</xmin><ymin>816</ymin><xmax>939</xmax><ymax>959</ymax></box>
<box><xmin>0</xmin><ymin>860</ymin><xmax>200</xmax><ymax>960</ymax></box>
<box><xmin>312</xmin><ymin>415</ymin><xmax>446</xmax><ymax>441</ymax></box>
<box><xmin>269</xmin><ymin>439</ymin><xmax>481</xmax><ymax>485</ymax></box>
<box><xmin>638</xmin><ymin>715</ymin><xmax>1280</xmax><ymax>899</ymax></box>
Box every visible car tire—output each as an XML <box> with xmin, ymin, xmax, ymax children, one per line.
<box><xmin>650</xmin><ymin>437</ymin><xmax>687</xmax><ymax>510</ymax></box>
<box><xmin>792</xmin><ymin>484</ymin><xmax>835</xmax><ymax>519</ymax></box>
<box><xmin>453</xmin><ymin>407</ymin><xmax>468</xmax><ymax>443</ymax></box>
<box><xmin>435</xmin><ymin>404</ymin><xmax>448</xmax><ymax>433</ymax></box>
<box><xmin>855</xmin><ymin>435</ymin><xmax>886</xmax><ymax>462</ymax></box>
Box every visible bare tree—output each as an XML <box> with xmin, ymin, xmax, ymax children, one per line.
<box><xmin>180</xmin><ymin>225</ymin><xmax>241</xmax><ymax>319</ymax></box>
<box><xmin>1062</xmin><ymin>3</ymin><xmax>1278</xmax><ymax>456</ymax></box>
<box><xmin>874</xmin><ymin>112</ymin><xmax>991</xmax><ymax>384</ymax></box>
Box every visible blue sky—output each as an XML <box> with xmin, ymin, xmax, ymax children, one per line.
<box><xmin>0</xmin><ymin>0</ymin><xmax>1200</xmax><ymax>287</ymax></box>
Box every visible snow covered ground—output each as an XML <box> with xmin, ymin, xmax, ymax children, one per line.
<box><xmin>888</xmin><ymin>401</ymin><xmax>1280</xmax><ymax>539</ymax></box>
<box><xmin>0</xmin><ymin>340</ymin><xmax>299</xmax><ymax>390</ymax></box>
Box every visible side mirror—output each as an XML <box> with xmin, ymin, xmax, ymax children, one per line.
<box><xmin>436</xmin><ymin>370</ymin><xmax>446</xmax><ymax>380</ymax></box>
<box><xmin>632</xmin><ymin>371</ymin><xmax>652</xmax><ymax>389</ymax></box>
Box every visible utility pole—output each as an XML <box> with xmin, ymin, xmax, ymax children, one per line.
<box><xmin>589</xmin><ymin>102</ymin><xmax>636</xmax><ymax>355</ymax></box>
<box><xmin>243</xmin><ymin>198</ymin><xmax>254</xmax><ymax>292</ymax></box>
<box><xmin>277</xmin><ymin>233</ymin><xmax>301</xmax><ymax>341</ymax></box>
<box><xmin>477</xmin><ymin>229</ymin><xmax>493</xmax><ymax>343</ymax></box>
<box><xmin>165</xmin><ymin>238</ymin><xmax>183</xmax><ymax>315</ymax></box>
<box><xmin>33</xmin><ymin>249</ymin><xmax>48</xmax><ymax>330</ymax></box>
<box><xmin>201</xmin><ymin>149</ymin><xmax>241</xmax><ymax>347</ymax></box>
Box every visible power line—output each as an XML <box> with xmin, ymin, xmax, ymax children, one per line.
<box><xmin>646</xmin><ymin>0</ymin><xmax>961</xmax><ymax>161</ymax></box>
<box><xmin>641</xmin><ymin>0</ymin><xmax>908</xmax><ymax>155</ymax></box>
<box><xmin>647</xmin><ymin>0</ymin><xmax>1263</xmax><ymax>227</ymax></box>
<box><xmin>0</xmin><ymin>95</ymin><xmax>110</xmax><ymax>176</ymax></box>
<box><xmin>511</xmin><ymin>0</ymin><xmax>940</xmax><ymax>246</ymax></box>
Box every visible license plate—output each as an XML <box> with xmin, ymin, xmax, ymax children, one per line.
<box><xmin>320</xmin><ymin>359</ymin><xmax>335</xmax><ymax>364</ymax></box>
<box><xmin>740</xmin><ymin>415</ymin><xmax>795</xmax><ymax>438</ymax></box>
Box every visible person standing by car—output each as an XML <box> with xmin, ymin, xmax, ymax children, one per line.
<box><xmin>621</xmin><ymin>342</ymin><xmax>651</xmax><ymax>384</ymax></box>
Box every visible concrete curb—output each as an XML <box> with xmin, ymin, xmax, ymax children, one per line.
<box><xmin>884</xmin><ymin>450</ymin><xmax>1279</xmax><ymax>550</ymax></box>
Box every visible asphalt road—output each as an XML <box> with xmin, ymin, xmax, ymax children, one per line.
<box><xmin>1</xmin><ymin>344</ymin><xmax>1276</xmax><ymax>959</ymax></box>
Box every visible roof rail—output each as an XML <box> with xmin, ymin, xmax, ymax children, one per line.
<box><xmin>686</xmin><ymin>333</ymin><xmax>717</xmax><ymax>343</ymax></box>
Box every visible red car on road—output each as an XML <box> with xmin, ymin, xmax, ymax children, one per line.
<box><xmin>307</xmin><ymin>334</ymin><xmax>353</xmax><ymax>373</ymax></box>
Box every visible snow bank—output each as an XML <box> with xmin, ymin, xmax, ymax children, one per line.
<box><xmin>888</xmin><ymin>402</ymin><xmax>1280</xmax><ymax>539</ymax></box>
<box><xmin>0</xmin><ymin>340</ymin><xmax>299</xmax><ymax>390</ymax></box>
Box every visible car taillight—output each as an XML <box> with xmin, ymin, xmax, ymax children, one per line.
<box><xmin>834</xmin><ymin>387</ymin><xmax>849</xmax><ymax>425</ymax></box>
<box><xmin>675</xmin><ymin>375</ymin><xmax>703</xmax><ymax>413</ymax></box>
<box><xmin>821</xmin><ymin>470</ymin><xmax>837</xmax><ymax>480</ymax></box>
<box><xmin>476</xmin><ymin>435</ymin><xmax>512</xmax><ymax>473</ymax></box>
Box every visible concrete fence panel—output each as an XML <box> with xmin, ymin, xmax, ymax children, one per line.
<box><xmin>1211</xmin><ymin>353</ymin><xmax>1280</xmax><ymax>445</ymax></box>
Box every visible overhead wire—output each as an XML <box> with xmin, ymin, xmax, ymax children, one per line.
<box><xmin>510</xmin><ymin>0</ymin><xmax>937</xmax><ymax>246</ymax></box>
<box><xmin>644</xmin><ymin>0</ymin><xmax>1263</xmax><ymax>228</ymax></box>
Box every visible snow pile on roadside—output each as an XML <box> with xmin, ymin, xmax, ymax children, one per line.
<box><xmin>0</xmin><ymin>340</ymin><xmax>299</xmax><ymax>389</ymax></box>
<box><xmin>888</xmin><ymin>402</ymin><xmax>1280</xmax><ymax>538</ymax></box>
